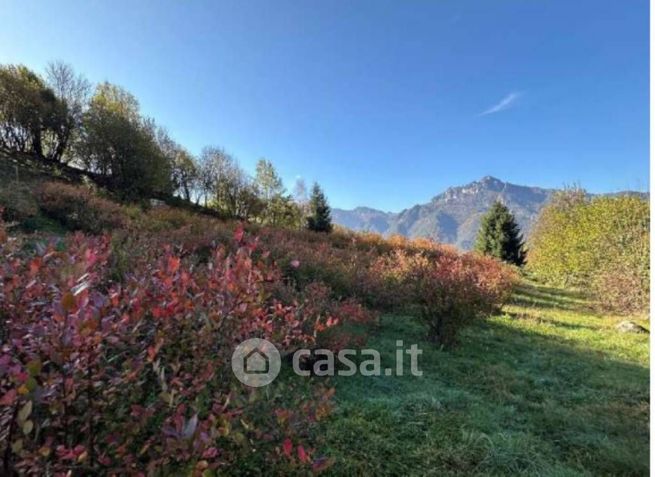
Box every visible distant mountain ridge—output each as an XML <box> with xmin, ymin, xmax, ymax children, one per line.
<box><xmin>332</xmin><ymin>176</ymin><xmax>646</xmax><ymax>250</ymax></box>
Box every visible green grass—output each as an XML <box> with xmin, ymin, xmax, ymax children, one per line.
<box><xmin>318</xmin><ymin>280</ymin><xmax>649</xmax><ymax>476</ymax></box>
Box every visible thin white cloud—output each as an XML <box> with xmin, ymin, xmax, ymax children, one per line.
<box><xmin>479</xmin><ymin>92</ymin><xmax>523</xmax><ymax>116</ymax></box>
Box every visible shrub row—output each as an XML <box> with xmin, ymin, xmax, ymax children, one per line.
<box><xmin>32</xmin><ymin>181</ymin><xmax>518</xmax><ymax>343</ymax></box>
<box><xmin>255</xmin><ymin>227</ymin><xmax>518</xmax><ymax>347</ymax></box>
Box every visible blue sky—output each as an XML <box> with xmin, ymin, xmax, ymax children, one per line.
<box><xmin>0</xmin><ymin>0</ymin><xmax>649</xmax><ymax>211</ymax></box>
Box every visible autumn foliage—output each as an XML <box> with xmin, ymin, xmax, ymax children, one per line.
<box><xmin>257</xmin><ymin>227</ymin><xmax>517</xmax><ymax>347</ymax></box>
<box><xmin>0</xmin><ymin>187</ymin><xmax>517</xmax><ymax>473</ymax></box>
<box><xmin>376</xmin><ymin>249</ymin><xmax>516</xmax><ymax>346</ymax></box>
<box><xmin>0</xmin><ymin>228</ymin><xmax>341</xmax><ymax>474</ymax></box>
<box><xmin>36</xmin><ymin>182</ymin><xmax>130</xmax><ymax>233</ymax></box>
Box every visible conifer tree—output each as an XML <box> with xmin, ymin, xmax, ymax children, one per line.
<box><xmin>474</xmin><ymin>200</ymin><xmax>526</xmax><ymax>266</ymax></box>
<box><xmin>306</xmin><ymin>182</ymin><xmax>332</xmax><ymax>233</ymax></box>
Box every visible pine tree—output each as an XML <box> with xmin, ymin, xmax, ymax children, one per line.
<box><xmin>306</xmin><ymin>182</ymin><xmax>332</xmax><ymax>233</ymax></box>
<box><xmin>474</xmin><ymin>200</ymin><xmax>526</xmax><ymax>266</ymax></box>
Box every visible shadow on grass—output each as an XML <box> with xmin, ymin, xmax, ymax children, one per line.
<box><xmin>504</xmin><ymin>311</ymin><xmax>602</xmax><ymax>332</ymax></box>
<box><xmin>516</xmin><ymin>281</ymin><xmax>585</xmax><ymax>300</ymax></box>
<box><xmin>319</xmin><ymin>284</ymin><xmax>649</xmax><ymax>476</ymax></box>
<box><xmin>510</xmin><ymin>281</ymin><xmax>593</xmax><ymax>313</ymax></box>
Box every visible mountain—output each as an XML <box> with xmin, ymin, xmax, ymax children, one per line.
<box><xmin>333</xmin><ymin>176</ymin><xmax>648</xmax><ymax>249</ymax></box>
<box><xmin>332</xmin><ymin>176</ymin><xmax>555</xmax><ymax>249</ymax></box>
<box><xmin>331</xmin><ymin>206</ymin><xmax>395</xmax><ymax>234</ymax></box>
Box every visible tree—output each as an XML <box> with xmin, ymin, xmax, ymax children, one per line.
<box><xmin>81</xmin><ymin>82</ymin><xmax>172</xmax><ymax>199</ymax></box>
<box><xmin>253</xmin><ymin>158</ymin><xmax>301</xmax><ymax>226</ymax></box>
<box><xmin>265</xmin><ymin>193</ymin><xmax>303</xmax><ymax>227</ymax></box>
<box><xmin>474</xmin><ymin>200</ymin><xmax>526</xmax><ymax>266</ymax></box>
<box><xmin>527</xmin><ymin>191</ymin><xmax>649</xmax><ymax>313</ymax></box>
<box><xmin>0</xmin><ymin>64</ymin><xmax>71</xmax><ymax>162</ymax></box>
<box><xmin>232</xmin><ymin>181</ymin><xmax>264</xmax><ymax>220</ymax></box>
<box><xmin>156</xmin><ymin>127</ymin><xmax>198</xmax><ymax>201</ymax></box>
<box><xmin>306</xmin><ymin>182</ymin><xmax>332</xmax><ymax>233</ymax></box>
<box><xmin>45</xmin><ymin>62</ymin><xmax>90</xmax><ymax>115</ymax></box>
<box><xmin>254</xmin><ymin>158</ymin><xmax>284</xmax><ymax>202</ymax></box>
<box><xmin>197</xmin><ymin>147</ymin><xmax>220</xmax><ymax>206</ymax></box>
<box><xmin>0</xmin><ymin>65</ymin><xmax>40</xmax><ymax>154</ymax></box>
<box><xmin>44</xmin><ymin>61</ymin><xmax>90</xmax><ymax>164</ymax></box>
<box><xmin>171</xmin><ymin>149</ymin><xmax>198</xmax><ymax>202</ymax></box>
<box><xmin>198</xmin><ymin>146</ymin><xmax>257</xmax><ymax>218</ymax></box>
<box><xmin>293</xmin><ymin>177</ymin><xmax>309</xmax><ymax>216</ymax></box>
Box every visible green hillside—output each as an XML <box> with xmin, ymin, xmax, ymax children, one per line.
<box><xmin>320</xmin><ymin>281</ymin><xmax>649</xmax><ymax>475</ymax></box>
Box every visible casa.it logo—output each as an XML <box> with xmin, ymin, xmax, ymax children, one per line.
<box><xmin>232</xmin><ymin>338</ymin><xmax>423</xmax><ymax>387</ymax></box>
<box><xmin>231</xmin><ymin>338</ymin><xmax>281</xmax><ymax>388</ymax></box>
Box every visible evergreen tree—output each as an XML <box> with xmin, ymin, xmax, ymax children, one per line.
<box><xmin>474</xmin><ymin>200</ymin><xmax>526</xmax><ymax>266</ymax></box>
<box><xmin>306</xmin><ymin>182</ymin><xmax>332</xmax><ymax>233</ymax></box>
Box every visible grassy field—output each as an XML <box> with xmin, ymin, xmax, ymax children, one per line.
<box><xmin>318</xmin><ymin>281</ymin><xmax>649</xmax><ymax>476</ymax></box>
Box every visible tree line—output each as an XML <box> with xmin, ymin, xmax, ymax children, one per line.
<box><xmin>0</xmin><ymin>62</ymin><xmax>333</xmax><ymax>232</ymax></box>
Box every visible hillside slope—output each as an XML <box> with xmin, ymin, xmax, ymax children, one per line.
<box><xmin>321</xmin><ymin>280</ymin><xmax>649</xmax><ymax>475</ymax></box>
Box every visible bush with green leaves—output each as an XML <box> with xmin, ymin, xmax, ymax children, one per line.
<box><xmin>528</xmin><ymin>190</ymin><xmax>649</xmax><ymax>313</ymax></box>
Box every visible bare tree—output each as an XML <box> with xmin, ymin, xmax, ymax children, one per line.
<box><xmin>45</xmin><ymin>61</ymin><xmax>91</xmax><ymax>164</ymax></box>
<box><xmin>197</xmin><ymin>146</ymin><xmax>266</xmax><ymax>218</ymax></box>
<box><xmin>45</xmin><ymin>61</ymin><xmax>91</xmax><ymax>113</ymax></box>
<box><xmin>293</xmin><ymin>177</ymin><xmax>308</xmax><ymax>204</ymax></box>
<box><xmin>293</xmin><ymin>176</ymin><xmax>310</xmax><ymax>217</ymax></box>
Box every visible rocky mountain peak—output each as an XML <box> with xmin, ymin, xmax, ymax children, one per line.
<box><xmin>437</xmin><ymin>176</ymin><xmax>506</xmax><ymax>203</ymax></box>
<box><xmin>331</xmin><ymin>177</ymin><xmax>644</xmax><ymax>250</ymax></box>
<box><xmin>479</xmin><ymin>175</ymin><xmax>502</xmax><ymax>185</ymax></box>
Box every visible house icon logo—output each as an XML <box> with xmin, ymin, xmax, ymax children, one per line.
<box><xmin>231</xmin><ymin>338</ymin><xmax>281</xmax><ymax>387</ymax></box>
<box><xmin>244</xmin><ymin>348</ymin><xmax>269</xmax><ymax>374</ymax></box>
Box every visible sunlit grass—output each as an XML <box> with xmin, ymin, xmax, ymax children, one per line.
<box><xmin>318</xmin><ymin>280</ymin><xmax>649</xmax><ymax>475</ymax></box>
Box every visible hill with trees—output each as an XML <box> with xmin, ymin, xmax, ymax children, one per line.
<box><xmin>0</xmin><ymin>61</ymin><xmax>326</xmax><ymax>231</ymax></box>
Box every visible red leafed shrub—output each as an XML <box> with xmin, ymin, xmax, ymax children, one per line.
<box><xmin>36</xmin><ymin>181</ymin><xmax>130</xmax><ymax>233</ymax></box>
<box><xmin>319</xmin><ymin>298</ymin><xmax>379</xmax><ymax>351</ymax></box>
<box><xmin>251</xmin><ymin>227</ymin><xmax>516</xmax><ymax>347</ymax></box>
<box><xmin>381</xmin><ymin>249</ymin><xmax>517</xmax><ymax>347</ymax></box>
<box><xmin>296</xmin><ymin>282</ymin><xmax>379</xmax><ymax>352</ymax></box>
<box><xmin>256</xmin><ymin>228</ymin><xmax>394</xmax><ymax>309</ymax></box>
<box><xmin>0</xmin><ymin>227</ymin><xmax>337</xmax><ymax>474</ymax></box>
